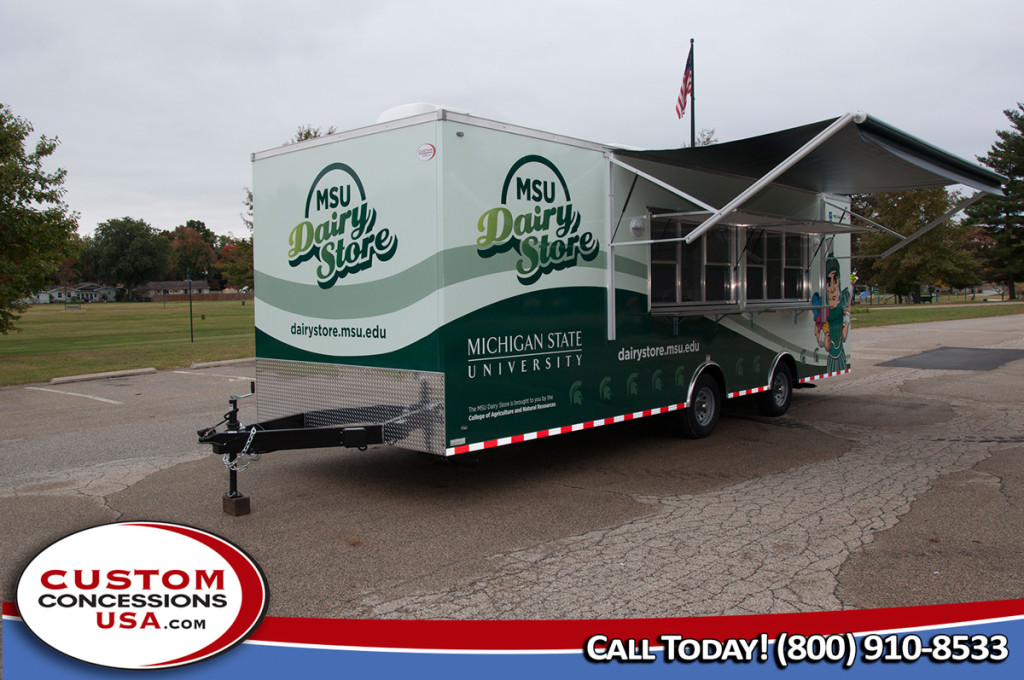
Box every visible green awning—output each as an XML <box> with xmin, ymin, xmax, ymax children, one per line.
<box><xmin>616</xmin><ymin>114</ymin><xmax>1005</xmax><ymax>196</ymax></box>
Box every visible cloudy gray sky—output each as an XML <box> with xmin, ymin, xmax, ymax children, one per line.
<box><xmin>2</xmin><ymin>0</ymin><xmax>1021</xmax><ymax>237</ymax></box>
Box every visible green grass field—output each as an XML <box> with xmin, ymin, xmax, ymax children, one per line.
<box><xmin>0</xmin><ymin>301</ymin><xmax>255</xmax><ymax>385</ymax></box>
<box><xmin>851</xmin><ymin>302</ymin><xmax>1024</xmax><ymax>328</ymax></box>
<box><xmin>2</xmin><ymin>299</ymin><xmax>1023</xmax><ymax>386</ymax></box>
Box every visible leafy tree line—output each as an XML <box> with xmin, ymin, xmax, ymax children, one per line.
<box><xmin>967</xmin><ymin>103</ymin><xmax>1024</xmax><ymax>299</ymax></box>
<box><xmin>851</xmin><ymin>188</ymin><xmax>984</xmax><ymax>302</ymax></box>
<box><xmin>4</xmin><ymin>101</ymin><xmax>1022</xmax><ymax>333</ymax></box>
<box><xmin>49</xmin><ymin>123</ymin><xmax>337</xmax><ymax>301</ymax></box>
<box><xmin>35</xmin><ymin>121</ymin><xmax>335</xmax><ymax>302</ymax></box>
<box><xmin>852</xmin><ymin>103</ymin><xmax>1023</xmax><ymax>301</ymax></box>
<box><xmin>72</xmin><ymin>217</ymin><xmax>254</xmax><ymax>300</ymax></box>
<box><xmin>0</xmin><ymin>103</ymin><xmax>79</xmax><ymax>333</ymax></box>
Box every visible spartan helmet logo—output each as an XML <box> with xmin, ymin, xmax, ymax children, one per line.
<box><xmin>569</xmin><ymin>380</ymin><xmax>583</xmax><ymax>406</ymax></box>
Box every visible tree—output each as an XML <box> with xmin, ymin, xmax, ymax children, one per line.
<box><xmin>692</xmin><ymin>128</ymin><xmax>718</xmax><ymax>147</ymax></box>
<box><xmin>55</xmin><ymin>252</ymin><xmax>79</xmax><ymax>302</ymax></box>
<box><xmin>0</xmin><ymin>103</ymin><xmax>79</xmax><ymax>333</ymax></box>
<box><xmin>241</xmin><ymin>187</ymin><xmax>253</xmax><ymax>232</ymax></box>
<box><xmin>852</xmin><ymin>188</ymin><xmax>981</xmax><ymax>302</ymax></box>
<box><xmin>180</xmin><ymin>219</ymin><xmax>217</xmax><ymax>247</ymax></box>
<box><xmin>966</xmin><ymin>103</ymin><xmax>1024</xmax><ymax>299</ymax></box>
<box><xmin>166</xmin><ymin>221</ymin><xmax>217</xmax><ymax>280</ymax></box>
<box><xmin>218</xmin><ymin>235</ymin><xmax>253</xmax><ymax>289</ymax></box>
<box><xmin>287</xmin><ymin>124</ymin><xmax>337</xmax><ymax>145</ymax></box>
<box><xmin>84</xmin><ymin>217</ymin><xmax>170</xmax><ymax>300</ymax></box>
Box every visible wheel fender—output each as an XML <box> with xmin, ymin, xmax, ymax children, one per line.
<box><xmin>686</xmin><ymin>361</ymin><xmax>724</xmax><ymax>406</ymax></box>
<box><xmin>768</xmin><ymin>352</ymin><xmax>797</xmax><ymax>387</ymax></box>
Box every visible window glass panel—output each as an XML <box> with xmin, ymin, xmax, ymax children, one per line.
<box><xmin>767</xmin><ymin>268</ymin><xmax>782</xmax><ymax>299</ymax></box>
<box><xmin>706</xmin><ymin>265</ymin><xmax>730</xmax><ymax>301</ymax></box>
<box><xmin>651</xmin><ymin>220</ymin><xmax>678</xmax><ymax>304</ymax></box>
<box><xmin>648</xmin><ymin>220</ymin><xmax>744</xmax><ymax>307</ymax></box>
<box><xmin>784</xmin><ymin>268</ymin><xmax>803</xmax><ymax>299</ymax></box>
<box><xmin>747</xmin><ymin>266</ymin><xmax>764</xmax><ymax>299</ymax></box>
<box><xmin>746</xmin><ymin>231</ymin><xmax>765</xmax><ymax>265</ymax></box>
<box><xmin>651</xmin><ymin>220</ymin><xmax>677</xmax><ymax>241</ymax></box>
<box><xmin>679</xmin><ymin>240</ymin><xmax>702</xmax><ymax>302</ymax></box>
<box><xmin>706</xmin><ymin>228</ymin><xmax>730</xmax><ymax>263</ymax></box>
<box><xmin>766</xmin><ymin>233</ymin><xmax>783</xmax><ymax>299</ymax></box>
<box><xmin>766</xmin><ymin>232</ymin><xmax>782</xmax><ymax>260</ymax></box>
<box><xmin>785</xmin><ymin>234</ymin><xmax>803</xmax><ymax>266</ymax></box>
<box><xmin>651</xmin><ymin>240</ymin><xmax>676</xmax><ymax>262</ymax></box>
<box><xmin>651</xmin><ymin>263</ymin><xmax>677</xmax><ymax>303</ymax></box>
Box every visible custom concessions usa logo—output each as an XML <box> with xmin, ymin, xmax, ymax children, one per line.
<box><xmin>16</xmin><ymin>522</ymin><xmax>268</xmax><ymax>670</ymax></box>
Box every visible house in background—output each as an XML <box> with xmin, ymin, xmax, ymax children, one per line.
<box><xmin>72</xmin><ymin>283</ymin><xmax>119</xmax><ymax>302</ymax></box>
<box><xmin>137</xmin><ymin>280</ymin><xmax>212</xmax><ymax>301</ymax></box>
<box><xmin>24</xmin><ymin>283</ymin><xmax>119</xmax><ymax>304</ymax></box>
<box><xmin>23</xmin><ymin>286</ymin><xmax>60</xmax><ymax>304</ymax></box>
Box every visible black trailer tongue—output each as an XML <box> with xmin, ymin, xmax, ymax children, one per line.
<box><xmin>198</xmin><ymin>381</ymin><xmax>442</xmax><ymax>515</ymax></box>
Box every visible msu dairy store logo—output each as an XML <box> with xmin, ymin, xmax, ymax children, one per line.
<box><xmin>287</xmin><ymin>162</ymin><xmax>398</xmax><ymax>289</ymax></box>
<box><xmin>476</xmin><ymin>154</ymin><xmax>598</xmax><ymax>285</ymax></box>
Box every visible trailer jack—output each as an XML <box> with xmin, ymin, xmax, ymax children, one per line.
<box><xmin>198</xmin><ymin>384</ymin><xmax>385</xmax><ymax>515</ymax></box>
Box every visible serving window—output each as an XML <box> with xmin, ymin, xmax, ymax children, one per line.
<box><xmin>649</xmin><ymin>216</ymin><xmax>810</xmax><ymax>312</ymax></box>
<box><xmin>743</xmin><ymin>230</ymin><xmax>808</xmax><ymax>302</ymax></box>
<box><xmin>651</xmin><ymin>221</ymin><xmax>734</xmax><ymax>306</ymax></box>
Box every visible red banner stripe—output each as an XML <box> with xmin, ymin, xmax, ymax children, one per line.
<box><xmin>236</xmin><ymin>600</ymin><xmax>1024</xmax><ymax>651</ymax></box>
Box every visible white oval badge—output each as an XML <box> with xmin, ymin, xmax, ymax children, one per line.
<box><xmin>17</xmin><ymin>522</ymin><xmax>268</xmax><ymax>670</ymax></box>
<box><xmin>417</xmin><ymin>143</ymin><xmax>436</xmax><ymax>161</ymax></box>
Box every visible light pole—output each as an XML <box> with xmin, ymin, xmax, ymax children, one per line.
<box><xmin>187</xmin><ymin>269</ymin><xmax>194</xmax><ymax>343</ymax></box>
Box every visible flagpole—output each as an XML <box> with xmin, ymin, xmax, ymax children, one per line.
<box><xmin>689</xmin><ymin>38</ymin><xmax>695</xmax><ymax>148</ymax></box>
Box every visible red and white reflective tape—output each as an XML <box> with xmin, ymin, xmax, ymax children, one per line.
<box><xmin>799</xmin><ymin>368</ymin><xmax>851</xmax><ymax>383</ymax></box>
<box><xmin>446</xmin><ymin>402</ymin><xmax>688</xmax><ymax>456</ymax></box>
<box><xmin>446</xmin><ymin>368</ymin><xmax>851</xmax><ymax>456</ymax></box>
<box><xmin>727</xmin><ymin>385</ymin><xmax>769</xmax><ymax>399</ymax></box>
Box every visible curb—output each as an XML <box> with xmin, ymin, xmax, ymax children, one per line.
<box><xmin>189</xmin><ymin>358</ymin><xmax>256</xmax><ymax>369</ymax></box>
<box><xmin>50</xmin><ymin>368</ymin><xmax>157</xmax><ymax>385</ymax></box>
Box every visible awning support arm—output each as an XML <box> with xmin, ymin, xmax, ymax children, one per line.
<box><xmin>610</xmin><ymin>174</ymin><xmax>640</xmax><ymax>243</ymax></box>
<box><xmin>684</xmin><ymin>111</ymin><xmax>866</xmax><ymax>244</ymax></box>
<box><xmin>736</xmin><ymin>228</ymin><xmax>762</xmax><ymax>272</ymax></box>
<box><xmin>808</xmin><ymin>234</ymin><xmax>829</xmax><ymax>273</ymax></box>
<box><xmin>822</xmin><ymin>200</ymin><xmax>907</xmax><ymax>240</ymax></box>
<box><xmin>880</xmin><ymin>192</ymin><xmax>987</xmax><ymax>258</ymax></box>
<box><xmin>607</xmin><ymin>154</ymin><xmax>719</xmax><ymax>216</ymax></box>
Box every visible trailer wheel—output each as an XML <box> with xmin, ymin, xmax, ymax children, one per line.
<box><xmin>757</xmin><ymin>362</ymin><xmax>793</xmax><ymax>417</ymax></box>
<box><xmin>681</xmin><ymin>373</ymin><xmax>721</xmax><ymax>439</ymax></box>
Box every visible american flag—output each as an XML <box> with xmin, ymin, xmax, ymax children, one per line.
<box><xmin>675</xmin><ymin>45</ymin><xmax>694</xmax><ymax>119</ymax></box>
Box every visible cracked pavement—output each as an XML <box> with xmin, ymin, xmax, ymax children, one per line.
<box><xmin>2</xmin><ymin>315</ymin><xmax>1023</xmax><ymax>621</ymax></box>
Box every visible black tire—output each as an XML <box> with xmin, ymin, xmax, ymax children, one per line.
<box><xmin>681</xmin><ymin>372</ymin><xmax>721</xmax><ymax>439</ymax></box>
<box><xmin>757</xmin><ymin>362</ymin><xmax>793</xmax><ymax>417</ymax></box>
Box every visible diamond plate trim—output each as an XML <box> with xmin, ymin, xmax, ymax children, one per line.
<box><xmin>256</xmin><ymin>359</ymin><xmax>446</xmax><ymax>454</ymax></box>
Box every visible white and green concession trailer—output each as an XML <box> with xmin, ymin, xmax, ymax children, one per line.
<box><xmin>200</xmin><ymin>104</ymin><xmax>1004</xmax><ymax>512</ymax></box>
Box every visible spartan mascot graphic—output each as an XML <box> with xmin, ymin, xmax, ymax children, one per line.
<box><xmin>814</xmin><ymin>252</ymin><xmax>851</xmax><ymax>372</ymax></box>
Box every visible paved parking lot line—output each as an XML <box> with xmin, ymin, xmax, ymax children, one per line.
<box><xmin>172</xmin><ymin>370</ymin><xmax>252</xmax><ymax>381</ymax></box>
<box><xmin>24</xmin><ymin>386</ymin><xmax>123</xmax><ymax>405</ymax></box>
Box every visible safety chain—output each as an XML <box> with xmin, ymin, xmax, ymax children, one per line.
<box><xmin>222</xmin><ymin>426</ymin><xmax>260</xmax><ymax>472</ymax></box>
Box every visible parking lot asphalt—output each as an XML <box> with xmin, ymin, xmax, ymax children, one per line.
<box><xmin>2</xmin><ymin>314</ymin><xmax>1022</xmax><ymax>620</ymax></box>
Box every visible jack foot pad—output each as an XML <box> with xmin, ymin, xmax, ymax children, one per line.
<box><xmin>222</xmin><ymin>493</ymin><xmax>251</xmax><ymax>516</ymax></box>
